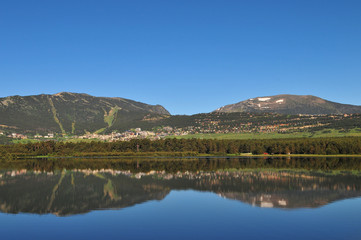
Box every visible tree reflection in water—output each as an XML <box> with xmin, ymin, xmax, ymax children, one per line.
<box><xmin>0</xmin><ymin>157</ymin><xmax>360</xmax><ymax>216</ymax></box>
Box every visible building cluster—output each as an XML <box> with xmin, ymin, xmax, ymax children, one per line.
<box><xmin>0</xmin><ymin>127</ymin><xmax>189</xmax><ymax>142</ymax></box>
<box><xmin>75</xmin><ymin>127</ymin><xmax>188</xmax><ymax>141</ymax></box>
<box><xmin>7</xmin><ymin>133</ymin><xmax>28</xmax><ymax>139</ymax></box>
<box><xmin>34</xmin><ymin>133</ymin><xmax>55</xmax><ymax>139</ymax></box>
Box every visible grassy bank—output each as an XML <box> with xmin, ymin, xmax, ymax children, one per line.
<box><xmin>12</xmin><ymin>152</ymin><xmax>361</xmax><ymax>159</ymax></box>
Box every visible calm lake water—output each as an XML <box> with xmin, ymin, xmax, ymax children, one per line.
<box><xmin>0</xmin><ymin>157</ymin><xmax>361</xmax><ymax>240</ymax></box>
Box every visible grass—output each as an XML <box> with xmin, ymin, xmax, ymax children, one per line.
<box><xmin>48</xmin><ymin>97</ymin><xmax>66</xmax><ymax>134</ymax></box>
<box><xmin>12</xmin><ymin>139</ymin><xmax>40</xmax><ymax>144</ymax></box>
<box><xmin>171</xmin><ymin>128</ymin><xmax>361</xmax><ymax>140</ymax></box>
<box><xmin>240</xmin><ymin>153</ymin><xmax>361</xmax><ymax>158</ymax></box>
<box><xmin>93</xmin><ymin>107</ymin><xmax>120</xmax><ymax>134</ymax></box>
<box><xmin>11</xmin><ymin>137</ymin><xmax>101</xmax><ymax>144</ymax></box>
<box><xmin>20</xmin><ymin>151</ymin><xmax>361</xmax><ymax>159</ymax></box>
<box><xmin>104</xmin><ymin>107</ymin><xmax>120</xmax><ymax>127</ymax></box>
<box><xmin>71</xmin><ymin>122</ymin><xmax>76</xmax><ymax>134</ymax></box>
<box><xmin>94</xmin><ymin>128</ymin><xmax>106</xmax><ymax>134</ymax></box>
<box><xmin>218</xmin><ymin>168</ymin><xmax>361</xmax><ymax>176</ymax></box>
<box><xmin>63</xmin><ymin>138</ymin><xmax>103</xmax><ymax>143</ymax></box>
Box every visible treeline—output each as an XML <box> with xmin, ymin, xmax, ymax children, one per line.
<box><xmin>0</xmin><ymin>135</ymin><xmax>12</xmax><ymax>145</ymax></box>
<box><xmin>2</xmin><ymin>157</ymin><xmax>360</xmax><ymax>173</ymax></box>
<box><xmin>1</xmin><ymin>137</ymin><xmax>361</xmax><ymax>157</ymax></box>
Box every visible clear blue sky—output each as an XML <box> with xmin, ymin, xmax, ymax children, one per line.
<box><xmin>1</xmin><ymin>0</ymin><xmax>360</xmax><ymax>114</ymax></box>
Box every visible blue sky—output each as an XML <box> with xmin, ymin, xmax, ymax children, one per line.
<box><xmin>1</xmin><ymin>0</ymin><xmax>360</xmax><ymax>114</ymax></box>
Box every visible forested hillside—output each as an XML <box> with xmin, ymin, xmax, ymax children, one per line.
<box><xmin>0</xmin><ymin>92</ymin><xmax>169</xmax><ymax>134</ymax></box>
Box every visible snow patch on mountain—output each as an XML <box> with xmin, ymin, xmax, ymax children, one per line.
<box><xmin>258</xmin><ymin>98</ymin><xmax>271</xmax><ymax>102</ymax></box>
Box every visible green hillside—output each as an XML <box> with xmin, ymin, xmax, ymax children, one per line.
<box><xmin>0</xmin><ymin>92</ymin><xmax>169</xmax><ymax>135</ymax></box>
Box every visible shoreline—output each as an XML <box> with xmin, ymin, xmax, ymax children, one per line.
<box><xmin>15</xmin><ymin>153</ymin><xmax>361</xmax><ymax>159</ymax></box>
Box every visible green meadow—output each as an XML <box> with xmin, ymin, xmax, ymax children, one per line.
<box><xmin>172</xmin><ymin>128</ymin><xmax>361</xmax><ymax>140</ymax></box>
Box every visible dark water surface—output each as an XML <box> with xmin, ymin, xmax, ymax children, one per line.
<box><xmin>0</xmin><ymin>157</ymin><xmax>360</xmax><ymax>239</ymax></box>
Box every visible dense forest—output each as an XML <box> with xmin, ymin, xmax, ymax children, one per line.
<box><xmin>1</xmin><ymin>157</ymin><xmax>360</xmax><ymax>173</ymax></box>
<box><xmin>1</xmin><ymin>137</ymin><xmax>361</xmax><ymax>158</ymax></box>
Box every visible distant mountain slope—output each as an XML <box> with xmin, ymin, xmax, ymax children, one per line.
<box><xmin>0</xmin><ymin>92</ymin><xmax>169</xmax><ymax>134</ymax></box>
<box><xmin>214</xmin><ymin>94</ymin><xmax>361</xmax><ymax>115</ymax></box>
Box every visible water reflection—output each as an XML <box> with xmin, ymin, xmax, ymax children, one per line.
<box><xmin>0</xmin><ymin>157</ymin><xmax>360</xmax><ymax>216</ymax></box>
<box><xmin>6</xmin><ymin>156</ymin><xmax>361</xmax><ymax>173</ymax></box>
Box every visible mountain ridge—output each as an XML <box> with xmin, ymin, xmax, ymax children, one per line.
<box><xmin>214</xmin><ymin>94</ymin><xmax>361</xmax><ymax>115</ymax></box>
<box><xmin>1</xmin><ymin>92</ymin><xmax>361</xmax><ymax>135</ymax></box>
<box><xmin>0</xmin><ymin>92</ymin><xmax>169</xmax><ymax>134</ymax></box>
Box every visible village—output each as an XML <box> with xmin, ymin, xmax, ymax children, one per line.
<box><xmin>0</xmin><ymin>113</ymin><xmax>360</xmax><ymax>143</ymax></box>
<box><xmin>0</xmin><ymin>127</ymin><xmax>190</xmax><ymax>142</ymax></box>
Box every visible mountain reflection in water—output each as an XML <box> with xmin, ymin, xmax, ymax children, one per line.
<box><xmin>0</xmin><ymin>157</ymin><xmax>360</xmax><ymax>216</ymax></box>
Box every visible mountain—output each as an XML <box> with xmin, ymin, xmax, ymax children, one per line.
<box><xmin>2</xmin><ymin>93</ymin><xmax>361</xmax><ymax>136</ymax></box>
<box><xmin>214</xmin><ymin>94</ymin><xmax>361</xmax><ymax>115</ymax></box>
<box><xmin>1</xmin><ymin>166</ymin><xmax>360</xmax><ymax>215</ymax></box>
<box><xmin>0</xmin><ymin>92</ymin><xmax>169</xmax><ymax>134</ymax></box>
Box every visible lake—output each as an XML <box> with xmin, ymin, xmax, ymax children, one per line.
<box><xmin>0</xmin><ymin>157</ymin><xmax>360</xmax><ymax>239</ymax></box>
